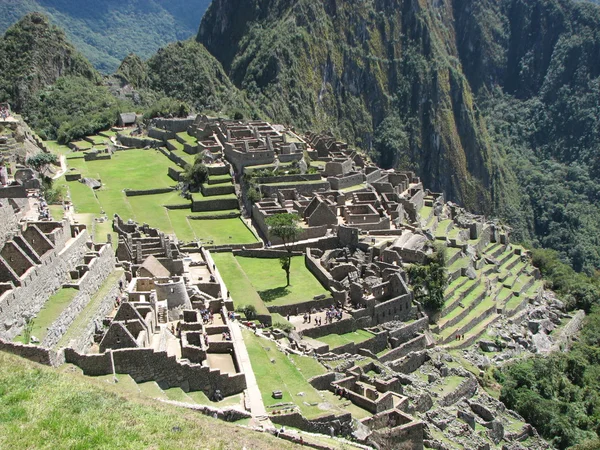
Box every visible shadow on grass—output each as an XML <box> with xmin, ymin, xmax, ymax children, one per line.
<box><xmin>259</xmin><ymin>286</ymin><xmax>290</xmax><ymax>302</ymax></box>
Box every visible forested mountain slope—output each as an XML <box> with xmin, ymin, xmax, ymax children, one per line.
<box><xmin>0</xmin><ymin>0</ymin><xmax>211</xmax><ymax>73</ymax></box>
<box><xmin>197</xmin><ymin>0</ymin><xmax>600</xmax><ymax>273</ymax></box>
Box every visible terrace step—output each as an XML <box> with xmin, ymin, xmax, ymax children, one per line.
<box><xmin>497</xmin><ymin>249</ymin><xmax>516</xmax><ymax>267</ymax></box>
<box><xmin>164</xmin><ymin>387</ymin><xmax>197</xmax><ymax>404</ymax></box>
<box><xmin>137</xmin><ymin>381</ymin><xmax>169</xmax><ymax>400</ymax></box>
<box><xmin>442</xmin><ymin>278</ymin><xmax>481</xmax><ymax>316</ymax></box>
<box><xmin>439</xmin><ymin>297</ymin><xmax>498</xmax><ymax>344</ymax></box>
<box><xmin>444</xmin><ymin>276</ymin><xmax>470</xmax><ymax>298</ymax></box>
<box><xmin>437</xmin><ymin>284</ymin><xmax>487</xmax><ymax>332</ymax></box>
<box><xmin>444</xmin><ymin>313</ymin><xmax>501</xmax><ymax>350</ymax></box>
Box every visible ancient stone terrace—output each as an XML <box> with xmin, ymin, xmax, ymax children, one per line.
<box><xmin>0</xmin><ymin>219</ymin><xmax>92</xmax><ymax>339</ymax></box>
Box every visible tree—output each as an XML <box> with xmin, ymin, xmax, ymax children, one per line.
<box><xmin>265</xmin><ymin>213</ymin><xmax>301</xmax><ymax>286</ymax></box>
<box><xmin>407</xmin><ymin>244</ymin><xmax>447</xmax><ymax>313</ymax></box>
<box><xmin>26</xmin><ymin>152</ymin><xmax>58</xmax><ymax>173</ymax></box>
<box><xmin>181</xmin><ymin>155</ymin><xmax>208</xmax><ymax>191</ymax></box>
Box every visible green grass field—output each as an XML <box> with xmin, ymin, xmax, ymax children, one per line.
<box><xmin>212</xmin><ymin>253</ymin><xmax>269</xmax><ymax>316</ymax></box>
<box><xmin>54</xmin><ymin>148</ymin><xmax>255</xmax><ymax>245</ymax></box>
<box><xmin>0</xmin><ymin>352</ymin><xmax>297</xmax><ymax>450</ymax></box>
<box><xmin>317</xmin><ymin>330</ymin><xmax>374</xmax><ymax>349</ymax></box>
<box><xmin>243</xmin><ymin>330</ymin><xmax>335</xmax><ymax>419</ymax></box>
<box><xmin>234</xmin><ymin>256</ymin><xmax>328</xmax><ymax>306</ymax></box>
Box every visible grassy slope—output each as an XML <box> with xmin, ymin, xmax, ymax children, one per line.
<box><xmin>0</xmin><ymin>352</ymin><xmax>298</xmax><ymax>449</ymax></box>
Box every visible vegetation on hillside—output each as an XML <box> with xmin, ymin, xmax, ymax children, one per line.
<box><xmin>0</xmin><ymin>352</ymin><xmax>297</xmax><ymax>449</ymax></box>
<box><xmin>146</xmin><ymin>40</ymin><xmax>258</xmax><ymax>118</ymax></box>
<box><xmin>0</xmin><ymin>13</ymin><xmax>99</xmax><ymax>111</ymax></box>
<box><xmin>498</xmin><ymin>249</ymin><xmax>600</xmax><ymax>448</ymax></box>
<box><xmin>407</xmin><ymin>246</ymin><xmax>447</xmax><ymax>313</ymax></box>
<box><xmin>0</xmin><ymin>0</ymin><xmax>212</xmax><ymax>73</ymax></box>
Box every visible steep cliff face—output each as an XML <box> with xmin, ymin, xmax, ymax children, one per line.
<box><xmin>198</xmin><ymin>0</ymin><xmax>495</xmax><ymax>213</ymax></box>
<box><xmin>0</xmin><ymin>13</ymin><xmax>99</xmax><ymax>111</ymax></box>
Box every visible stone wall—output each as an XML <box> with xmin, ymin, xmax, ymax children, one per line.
<box><xmin>153</xmin><ymin>117</ymin><xmax>195</xmax><ymax>133</ymax></box>
<box><xmin>42</xmin><ymin>244</ymin><xmax>115</xmax><ymax>348</ymax></box>
<box><xmin>253</xmin><ymin>174</ymin><xmax>322</xmax><ymax>184</ymax></box>
<box><xmin>271</xmin><ymin>411</ymin><xmax>353</xmax><ymax>435</ymax></box>
<box><xmin>387</xmin><ymin>317</ymin><xmax>429</xmax><ymax>345</ymax></box>
<box><xmin>328</xmin><ymin>329</ymin><xmax>388</xmax><ymax>355</ymax></box>
<box><xmin>232</xmin><ymin>249</ymin><xmax>303</xmax><ymax>259</ymax></box>
<box><xmin>301</xmin><ymin>317</ymin><xmax>356</xmax><ymax>339</ymax></box>
<box><xmin>192</xmin><ymin>197</ymin><xmax>239</xmax><ymax>212</ymax></box>
<box><xmin>125</xmin><ymin>188</ymin><xmax>175</xmax><ymax>197</ymax></box>
<box><xmin>69</xmin><ymin>273</ymin><xmax>124</xmax><ymax>353</ymax></box>
<box><xmin>439</xmin><ymin>376</ymin><xmax>478</xmax><ymax>407</ymax></box>
<box><xmin>64</xmin><ymin>347</ymin><xmax>246</xmax><ymax>397</ymax></box>
<box><xmin>266</xmin><ymin>296</ymin><xmax>334</xmax><ymax>316</ymax></box>
<box><xmin>201</xmin><ymin>183</ymin><xmax>236</xmax><ymax>196</ymax></box>
<box><xmin>327</xmin><ymin>173</ymin><xmax>364</xmax><ymax>191</ymax></box>
<box><xmin>0</xmin><ymin>338</ymin><xmax>65</xmax><ymax>366</ymax></box>
<box><xmin>379</xmin><ymin>334</ymin><xmax>427</xmax><ymax>363</ymax></box>
<box><xmin>260</xmin><ymin>181</ymin><xmax>330</xmax><ymax>198</ymax></box>
<box><xmin>0</xmin><ymin>228</ymin><xmax>90</xmax><ymax>340</ymax></box>
<box><xmin>388</xmin><ymin>350</ymin><xmax>429</xmax><ymax>374</ymax></box>
<box><xmin>0</xmin><ymin>202</ymin><xmax>19</xmax><ymax>245</ymax></box>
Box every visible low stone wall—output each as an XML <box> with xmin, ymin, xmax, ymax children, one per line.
<box><xmin>117</xmin><ymin>135</ymin><xmax>161</xmax><ymax>148</ymax></box>
<box><xmin>192</xmin><ymin>197</ymin><xmax>239</xmax><ymax>212</ymax></box>
<box><xmin>260</xmin><ymin>181</ymin><xmax>330</xmax><ymax>197</ymax></box>
<box><xmin>439</xmin><ymin>376</ymin><xmax>478</xmax><ymax>407</ymax></box>
<box><xmin>305</xmin><ymin>249</ymin><xmax>335</xmax><ymax>290</ymax></box>
<box><xmin>307</xmin><ymin>372</ymin><xmax>336</xmax><ymax>390</ymax></box>
<box><xmin>388</xmin><ymin>317</ymin><xmax>430</xmax><ymax>346</ymax></box>
<box><xmin>201</xmin><ymin>183</ymin><xmax>235</xmax><ymax>196</ymax></box>
<box><xmin>329</xmin><ymin>330</ymin><xmax>388</xmax><ymax>355</ymax></box>
<box><xmin>168</xmin><ymin>167</ymin><xmax>183</xmax><ymax>182</ymax></box>
<box><xmin>388</xmin><ymin>350</ymin><xmax>429</xmax><ymax>374</ymax></box>
<box><xmin>153</xmin><ymin>117</ymin><xmax>195</xmax><ymax>133</ymax></box>
<box><xmin>301</xmin><ymin>317</ymin><xmax>356</xmax><ymax>339</ymax></box>
<box><xmin>232</xmin><ymin>249</ymin><xmax>303</xmax><ymax>258</ymax></box>
<box><xmin>148</xmin><ymin>127</ymin><xmax>175</xmax><ymax>141</ymax></box>
<box><xmin>125</xmin><ymin>188</ymin><xmax>175</xmax><ymax>197</ymax></box>
<box><xmin>42</xmin><ymin>244</ymin><xmax>116</xmax><ymax>348</ymax></box>
<box><xmin>253</xmin><ymin>174</ymin><xmax>322</xmax><ymax>184</ymax></box>
<box><xmin>328</xmin><ymin>173</ymin><xmax>364</xmax><ymax>191</ymax></box>
<box><xmin>271</xmin><ymin>411</ymin><xmax>352</xmax><ymax>435</ymax></box>
<box><xmin>0</xmin><ymin>184</ymin><xmax>27</xmax><ymax>198</ymax></box>
<box><xmin>379</xmin><ymin>334</ymin><xmax>427</xmax><ymax>363</ymax></box>
<box><xmin>189</xmin><ymin>212</ymin><xmax>240</xmax><ymax>220</ymax></box>
<box><xmin>65</xmin><ymin>347</ymin><xmax>246</xmax><ymax>397</ymax></box>
<box><xmin>267</xmin><ymin>296</ymin><xmax>335</xmax><ymax>316</ymax></box>
<box><xmin>0</xmin><ymin>338</ymin><xmax>65</xmax><ymax>366</ymax></box>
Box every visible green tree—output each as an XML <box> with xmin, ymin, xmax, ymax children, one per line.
<box><xmin>26</xmin><ymin>152</ymin><xmax>58</xmax><ymax>173</ymax></box>
<box><xmin>407</xmin><ymin>245</ymin><xmax>447</xmax><ymax>313</ymax></box>
<box><xmin>181</xmin><ymin>155</ymin><xmax>208</xmax><ymax>191</ymax></box>
<box><xmin>265</xmin><ymin>213</ymin><xmax>301</xmax><ymax>286</ymax></box>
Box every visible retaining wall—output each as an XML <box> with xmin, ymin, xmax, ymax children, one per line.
<box><xmin>64</xmin><ymin>347</ymin><xmax>246</xmax><ymax>397</ymax></box>
<box><xmin>125</xmin><ymin>188</ymin><xmax>176</xmax><ymax>197</ymax></box>
<box><xmin>0</xmin><ymin>228</ymin><xmax>90</xmax><ymax>340</ymax></box>
<box><xmin>0</xmin><ymin>338</ymin><xmax>65</xmax><ymax>366</ymax></box>
<box><xmin>42</xmin><ymin>244</ymin><xmax>116</xmax><ymax>348</ymax></box>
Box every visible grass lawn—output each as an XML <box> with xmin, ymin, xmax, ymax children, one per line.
<box><xmin>243</xmin><ymin>330</ymin><xmax>337</xmax><ymax>419</ymax></box>
<box><xmin>212</xmin><ymin>253</ymin><xmax>269</xmax><ymax>316</ymax></box>
<box><xmin>288</xmin><ymin>354</ymin><xmax>327</xmax><ymax>379</ymax></box>
<box><xmin>176</xmin><ymin>132</ymin><xmax>197</xmax><ymax>145</ymax></box>
<box><xmin>234</xmin><ymin>256</ymin><xmax>328</xmax><ymax>306</ymax></box>
<box><xmin>187</xmin><ymin>218</ymin><xmax>258</xmax><ymax>245</ymax></box>
<box><xmin>14</xmin><ymin>288</ymin><xmax>78</xmax><ymax>343</ymax></box>
<box><xmin>44</xmin><ymin>140</ymin><xmax>72</xmax><ymax>156</ymax></box>
<box><xmin>317</xmin><ymin>330</ymin><xmax>374</xmax><ymax>349</ymax></box>
<box><xmin>0</xmin><ymin>352</ymin><xmax>297</xmax><ymax>450</ymax></box>
<box><xmin>55</xmin><ymin>269</ymin><xmax>123</xmax><ymax>349</ymax></box>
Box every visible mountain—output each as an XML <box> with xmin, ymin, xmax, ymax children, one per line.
<box><xmin>0</xmin><ymin>12</ymin><xmax>99</xmax><ymax>111</ymax></box>
<box><xmin>0</xmin><ymin>0</ymin><xmax>212</xmax><ymax>73</ymax></box>
<box><xmin>196</xmin><ymin>0</ymin><xmax>600</xmax><ymax>273</ymax></box>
